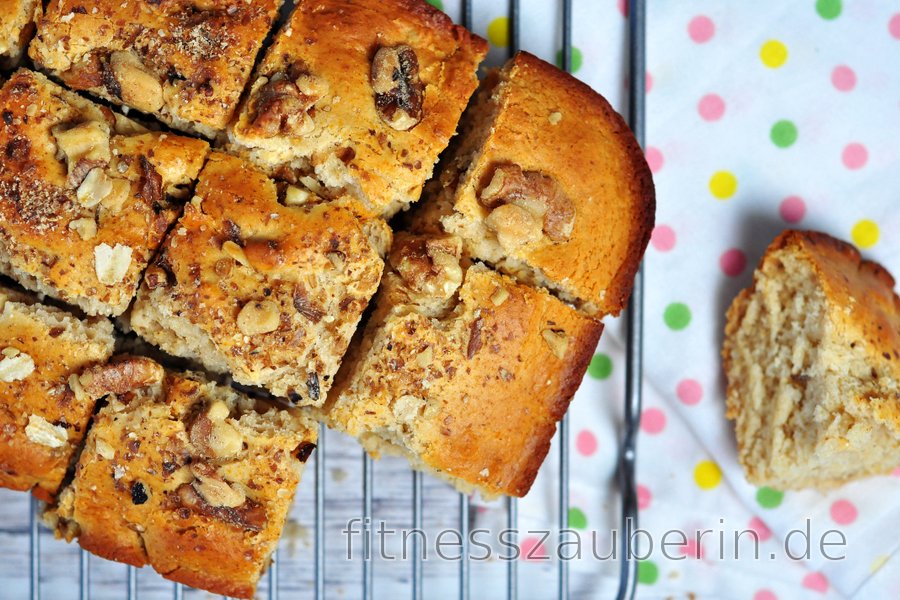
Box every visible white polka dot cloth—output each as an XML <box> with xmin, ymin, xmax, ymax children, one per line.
<box><xmin>434</xmin><ymin>0</ymin><xmax>900</xmax><ymax>598</ymax></box>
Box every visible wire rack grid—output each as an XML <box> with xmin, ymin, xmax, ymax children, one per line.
<box><xmin>12</xmin><ymin>0</ymin><xmax>647</xmax><ymax>598</ymax></box>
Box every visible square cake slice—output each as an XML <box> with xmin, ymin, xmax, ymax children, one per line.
<box><xmin>29</xmin><ymin>0</ymin><xmax>282</xmax><ymax>137</ymax></box>
<box><xmin>409</xmin><ymin>51</ymin><xmax>655</xmax><ymax>315</ymax></box>
<box><xmin>0</xmin><ymin>282</ymin><xmax>115</xmax><ymax>500</ymax></box>
<box><xmin>324</xmin><ymin>233</ymin><xmax>603</xmax><ymax>498</ymax></box>
<box><xmin>131</xmin><ymin>152</ymin><xmax>391</xmax><ymax>405</ymax></box>
<box><xmin>227</xmin><ymin>0</ymin><xmax>487</xmax><ymax>218</ymax></box>
<box><xmin>0</xmin><ymin>0</ymin><xmax>40</xmax><ymax>69</ymax></box>
<box><xmin>49</xmin><ymin>357</ymin><xmax>318</xmax><ymax>599</ymax></box>
<box><xmin>0</xmin><ymin>70</ymin><xmax>210</xmax><ymax>316</ymax></box>
<box><xmin>724</xmin><ymin>230</ymin><xmax>900</xmax><ymax>490</ymax></box>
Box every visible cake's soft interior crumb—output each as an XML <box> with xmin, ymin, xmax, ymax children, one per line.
<box><xmin>728</xmin><ymin>249</ymin><xmax>900</xmax><ymax>489</ymax></box>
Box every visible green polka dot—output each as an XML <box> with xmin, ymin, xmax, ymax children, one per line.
<box><xmin>637</xmin><ymin>560</ymin><xmax>659</xmax><ymax>585</ymax></box>
<box><xmin>663</xmin><ymin>303</ymin><xmax>691</xmax><ymax>331</ymax></box>
<box><xmin>568</xmin><ymin>507</ymin><xmax>588</xmax><ymax>530</ymax></box>
<box><xmin>587</xmin><ymin>353</ymin><xmax>613</xmax><ymax>379</ymax></box>
<box><xmin>425</xmin><ymin>0</ymin><xmax>443</xmax><ymax>9</ymax></box>
<box><xmin>770</xmin><ymin>120</ymin><xmax>798</xmax><ymax>148</ymax></box>
<box><xmin>555</xmin><ymin>47</ymin><xmax>584</xmax><ymax>73</ymax></box>
<box><xmin>816</xmin><ymin>0</ymin><xmax>842</xmax><ymax>20</ymax></box>
<box><xmin>756</xmin><ymin>486</ymin><xmax>784</xmax><ymax>509</ymax></box>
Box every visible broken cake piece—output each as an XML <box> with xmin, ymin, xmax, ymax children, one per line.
<box><xmin>0</xmin><ymin>69</ymin><xmax>210</xmax><ymax>316</ymax></box>
<box><xmin>49</xmin><ymin>357</ymin><xmax>317</xmax><ymax>599</ymax></box>
<box><xmin>29</xmin><ymin>0</ymin><xmax>282</xmax><ymax>138</ymax></box>
<box><xmin>409</xmin><ymin>51</ymin><xmax>655</xmax><ymax>315</ymax></box>
<box><xmin>724</xmin><ymin>230</ymin><xmax>900</xmax><ymax>490</ymax></box>
<box><xmin>131</xmin><ymin>152</ymin><xmax>391</xmax><ymax>405</ymax></box>
<box><xmin>227</xmin><ymin>0</ymin><xmax>488</xmax><ymax>218</ymax></box>
<box><xmin>0</xmin><ymin>282</ymin><xmax>115</xmax><ymax>501</ymax></box>
<box><xmin>324</xmin><ymin>233</ymin><xmax>603</xmax><ymax>498</ymax></box>
<box><xmin>0</xmin><ymin>0</ymin><xmax>40</xmax><ymax>69</ymax></box>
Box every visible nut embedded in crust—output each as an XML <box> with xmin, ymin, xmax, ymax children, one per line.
<box><xmin>109</xmin><ymin>51</ymin><xmax>164</xmax><ymax>114</ymax></box>
<box><xmin>236</xmin><ymin>300</ymin><xmax>281</xmax><ymax>336</ymax></box>
<box><xmin>371</xmin><ymin>45</ymin><xmax>424</xmax><ymax>131</ymax></box>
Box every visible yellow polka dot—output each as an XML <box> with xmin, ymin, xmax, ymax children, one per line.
<box><xmin>852</xmin><ymin>219</ymin><xmax>880</xmax><ymax>249</ymax></box>
<box><xmin>870</xmin><ymin>554</ymin><xmax>889</xmax><ymax>574</ymax></box>
<box><xmin>709</xmin><ymin>171</ymin><xmax>738</xmax><ymax>200</ymax></box>
<box><xmin>760</xmin><ymin>40</ymin><xmax>788</xmax><ymax>68</ymax></box>
<box><xmin>487</xmin><ymin>17</ymin><xmax>510</xmax><ymax>47</ymax></box>
<box><xmin>694</xmin><ymin>460</ymin><xmax>722</xmax><ymax>490</ymax></box>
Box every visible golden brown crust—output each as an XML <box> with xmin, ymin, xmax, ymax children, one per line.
<box><xmin>51</xmin><ymin>358</ymin><xmax>317</xmax><ymax>599</ymax></box>
<box><xmin>131</xmin><ymin>152</ymin><xmax>388</xmax><ymax>404</ymax></box>
<box><xmin>0</xmin><ymin>282</ymin><xmax>115</xmax><ymax>501</ymax></box>
<box><xmin>327</xmin><ymin>233</ymin><xmax>603</xmax><ymax>497</ymax></box>
<box><xmin>228</xmin><ymin>0</ymin><xmax>488</xmax><ymax>217</ymax></box>
<box><xmin>415</xmin><ymin>51</ymin><xmax>655</xmax><ymax>315</ymax></box>
<box><xmin>0</xmin><ymin>0</ymin><xmax>40</xmax><ymax>69</ymax></box>
<box><xmin>29</xmin><ymin>0</ymin><xmax>281</xmax><ymax>136</ymax></box>
<box><xmin>0</xmin><ymin>70</ymin><xmax>210</xmax><ymax>316</ymax></box>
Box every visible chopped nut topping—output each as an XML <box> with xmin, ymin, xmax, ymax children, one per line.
<box><xmin>416</xmin><ymin>346</ymin><xmax>433</xmax><ymax>368</ymax></box>
<box><xmin>392</xmin><ymin>237</ymin><xmax>463</xmax><ymax>299</ymax></box>
<box><xmin>109</xmin><ymin>51</ymin><xmax>164</xmax><ymax>113</ymax></box>
<box><xmin>371</xmin><ymin>45</ymin><xmax>424</xmax><ymax>130</ymax></box>
<box><xmin>190</xmin><ymin>464</ymin><xmax>246</xmax><ymax>508</ymax></box>
<box><xmin>68</xmin><ymin>217</ymin><xmax>97</xmax><ymax>240</ymax></box>
<box><xmin>222</xmin><ymin>240</ymin><xmax>250</xmax><ymax>268</ymax></box>
<box><xmin>236</xmin><ymin>300</ymin><xmax>281</xmax><ymax>336</ymax></box>
<box><xmin>52</xmin><ymin>121</ymin><xmax>111</xmax><ymax>186</ymax></box>
<box><xmin>79</xmin><ymin>357</ymin><xmax>165</xmax><ymax>397</ymax></box>
<box><xmin>541</xmin><ymin>329</ymin><xmax>569</xmax><ymax>359</ymax></box>
<box><xmin>190</xmin><ymin>401</ymin><xmax>243</xmax><ymax>459</ymax></box>
<box><xmin>467</xmin><ymin>318</ymin><xmax>484</xmax><ymax>360</ymax></box>
<box><xmin>94</xmin><ymin>242</ymin><xmax>133</xmax><ymax>285</ymax></box>
<box><xmin>25</xmin><ymin>415</ymin><xmax>67</xmax><ymax>448</ymax></box>
<box><xmin>101</xmin><ymin>179</ymin><xmax>131</xmax><ymax>214</ymax></box>
<box><xmin>0</xmin><ymin>349</ymin><xmax>35</xmax><ymax>382</ymax></box>
<box><xmin>76</xmin><ymin>167</ymin><xmax>114</xmax><ymax>207</ymax></box>
<box><xmin>143</xmin><ymin>265</ymin><xmax>171</xmax><ymax>290</ymax></box>
<box><xmin>95</xmin><ymin>438</ymin><xmax>115</xmax><ymax>460</ymax></box>
<box><xmin>283</xmin><ymin>185</ymin><xmax>311</xmax><ymax>206</ymax></box>
<box><xmin>247</xmin><ymin>69</ymin><xmax>323</xmax><ymax>137</ymax></box>
<box><xmin>490</xmin><ymin>286</ymin><xmax>510</xmax><ymax>306</ymax></box>
<box><xmin>480</xmin><ymin>165</ymin><xmax>576</xmax><ymax>247</ymax></box>
<box><xmin>548</xmin><ymin>111</ymin><xmax>563</xmax><ymax>125</ymax></box>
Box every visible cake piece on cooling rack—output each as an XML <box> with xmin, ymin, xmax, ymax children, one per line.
<box><xmin>0</xmin><ymin>282</ymin><xmax>115</xmax><ymax>501</ymax></box>
<box><xmin>28</xmin><ymin>0</ymin><xmax>281</xmax><ymax>138</ymax></box>
<box><xmin>408</xmin><ymin>51</ymin><xmax>654</xmax><ymax>315</ymax></box>
<box><xmin>49</xmin><ymin>357</ymin><xmax>318</xmax><ymax>599</ymax></box>
<box><xmin>0</xmin><ymin>0</ymin><xmax>40</xmax><ymax>69</ymax></box>
<box><xmin>227</xmin><ymin>0</ymin><xmax>487</xmax><ymax>218</ymax></box>
<box><xmin>724</xmin><ymin>230</ymin><xmax>900</xmax><ymax>490</ymax></box>
<box><xmin>0</xmin><ymin>70</ymin><xmax>210</xmax><ymax>316</ymax></box>
<box><xmin>324</xmin><ymin>233</ymin><xmax>603</xmax><ymax>498</ymax></box>
<box><xmin>131</xmin><ymin>152</ymin><xmax>391</xmax><ymax>405</ymax></box>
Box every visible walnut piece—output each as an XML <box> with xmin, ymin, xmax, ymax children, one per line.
<box><xmin>76</xmin><ymin>167</ymin><xmax>114</xmax><ymax>208</ymax></box>
<box><xmin>0</xmin><ymin>349</ymin><xmax>35</xmax><ymax>382</ymax></box>
<box><xmin>190</xmin><ymin>464</ymin><xmax>246</xmax><ymax>508</ymax></box>
<box><xmin>248</xmin><ymin>69</ymin><xmax>325</xmax><ymax>137</ymax></box>
<box><xmin>236</xmin><ymin>300</ymin><xmax>281</xmax><ymax>336</ymax></box>
<box><xmin>490</xmin><ymin>286</ymin><xmax>510</xmax><ymax>306</ymax></box>
<box><xmin>94</xmin><ymin>242</ymin><xmax>133</xmax><ymax>285</ymax></box>
<box><xmin>480</xmin><ymin>165</ymin><xmax>576</xmax><ymax>248</ymax></box>
<box><xmin>109</xmin><ymin>51</ymin><xmax>164</xmax><ymax>113</ymax></box>
<box><xmin>79</xmin><ymin>357</ymin><xmax>164</xmax><ymax>397</ymax></box>
<box><xmin>221</xmin><ymin>240</ymin><xmax>250</xmax><ymax>268</ymax></box>
<box><xmin>25</xmin><ymin>415</ymin><xmax>68</xmax><ymax>448</ymax></box>
<box><xmin>52</xmin><ymin>121</ymin><xmax>111</xmax><ymax>186</ymax></box>
<box><xmin>371</xmin><ymin>45</ymin><xmax>424</xmax><ymax>131</ymax></box>
<box><xmin>68</xmin><ymin>217</ymin><xmax>97</xmax><ymax>240</ymax></box>
<box><xmin>190</xmin><ymin>401</ymin><xmax>244</xmax><ymax>459</ymax></box>
<box><xmin>393</xmin><ymin>237</ymin><xmax>463</xmax><ymax>299</ymax></box>
<box><xmin>541</xmin><ymin>329</ymin><xmax>569</xmax><ymax>360</ymax></box>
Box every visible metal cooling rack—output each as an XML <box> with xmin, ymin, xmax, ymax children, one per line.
<box><xmin>19</xmin><ymin>0</ymin><xmax>647</xmax><ymax>598</ymax></box>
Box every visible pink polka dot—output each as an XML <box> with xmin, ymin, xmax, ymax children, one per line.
<box><xmin>520</xmin><ymin>536</ymin><xmax>547</xmax><ymax>561</ymax></box>
<box><xmin>637</xmin><ymin>484</ymin><xmax>651</xmax><ymax>510</ymax></box>
<box><xmin>748</xmin><ymin>516</ymin><xmax>772</xmax><ymax>542</ymax></box>
<box><xmin>779</xmin><ymin>196</ymin><xmax>806</xmax><ymax>223</ymax></box>
<box><xmin>719</xmin><ymin>248</ymin><xmax>747</xmax><ymax>277</ymax></box>
<box><xmin>802</xmin><ymin>572</ymin><xmax>829</xmax><ymax>594</ymax></box>
<box><xmin>640</xmin><ymin>408</ymin><xmax>666</xmax><ymax>434</ymax></box>
<box><xmin>754</xmin><ymin>590</ymin><xmax>778</xmax><ymax>600</ymax></box>
<box><xmin>617</xmin><ymin>0</ymin><xmax>628</xmax><ymax>18</ymax></box>
<box><xmin>688</xmin><ymin>16</ymin><xmax>715</xmax><ymax>43</ymax></box>
<box><xmin>650</xmin><ymin>225</ymin><xmax>676</xmax><ymax>252</ymax></box>
<box><xmin>646</xmin><ymin>72</ymin><xmax>653</xmax><ymax>93</ymax></box>
<box><xmin>842</xmin><ymin>143</ymin><xmax>868</xmax><ymax>170</ymax></box>
<box><xmin>830</xmin><ymin>499</ymin><xmax>858</xmax><ymax>525</ymax></box>
<box><xmin>680</xmin><ymin>536</ymin><xmax>704</xmax><ymax>559</ymax></box>
<box><xmin>890</xmin><ymin>13</ymin><xmax>900</xmax><ymax>39</ymax></box>
<box><xmin>831</xmin><ymin>65</ymin><xmax>856</xmax><ymax>92</ymax></box>
<box><xmin>575</xmin><ymin>429</ymin><xmax>598</xmax><ymax>457</ymax></box>
<box><xmin>698</xmin><ymin>93</ymin><xmax>725</xmax><ymax>121</ymax></box>
<box><xmin>645</xmin><ymin>146</ymin><xmax>664</xmax><ymax>173</ymax></box>
<box><xmin>893</xmin><ymin>467</ymin><xmax>900</xmax><ymax>476</ymax></box>
<box><xmin>676</xmin><ymin>379</ymin><xmax>703</xmax><ymax>405</ymax></box>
